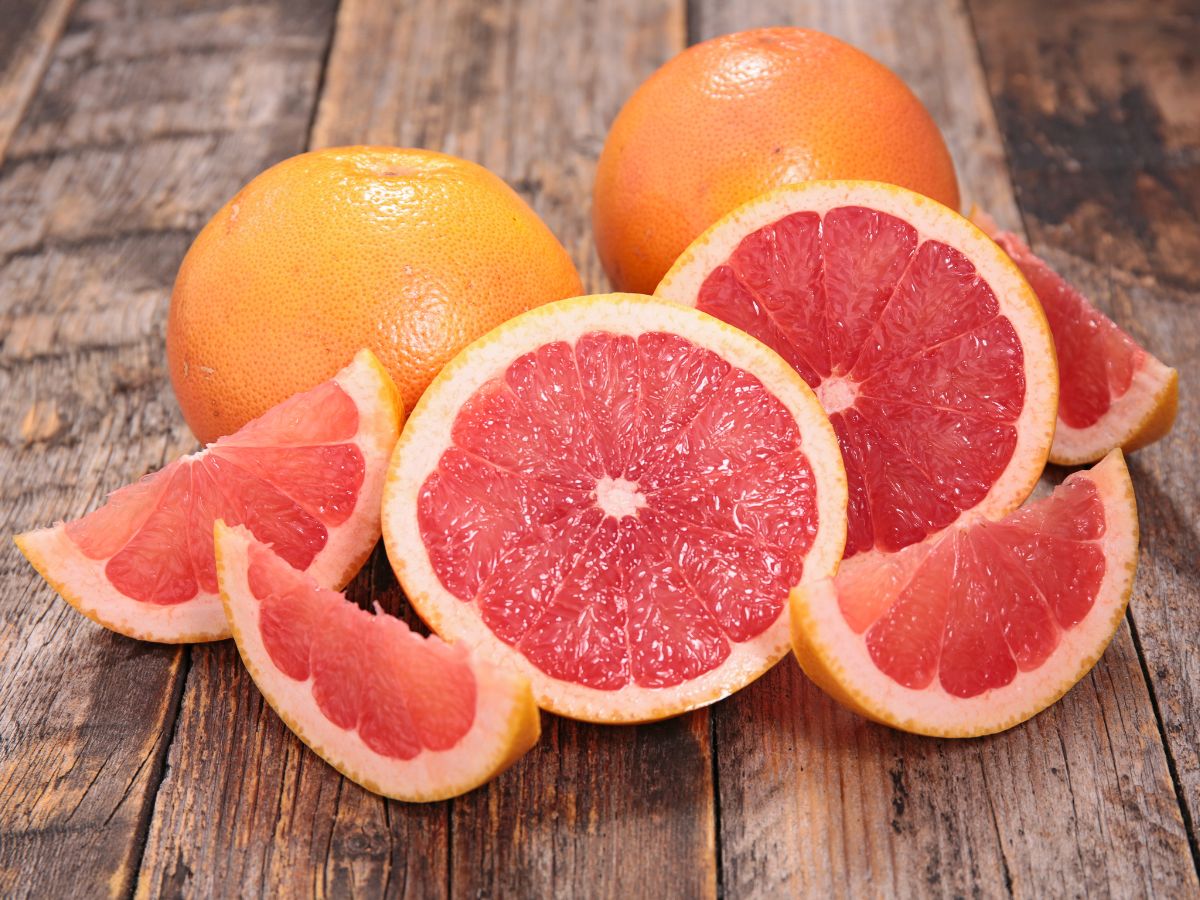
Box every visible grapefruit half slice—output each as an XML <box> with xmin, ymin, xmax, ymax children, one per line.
<box><xmin>791</xmin><ymin>450</ymin><xmax>1138</xmax><ymax>737</ymax></box>
<box><xmin>16</xmin><ymin>350</ymin><xmax>401</xmax><ymax>643</ymax></box>
<box><xmin>216</xmin><ymin>522</ymin><xmax>539</xmax><ymax>801</ymax></box>
<box><xmin>972</xmin><ymin>211</ymin><xmax>1178</xmax><ymax>465</ymax></box>
<box><xmin>656</xmin><ymin>181</ymin><xmax>1058</xmax><ymax>560</ymax></box>
<box><xmin>383</xmin><ymin>295</ymin><xmax>848</xmax><ymax>723</ymax></box>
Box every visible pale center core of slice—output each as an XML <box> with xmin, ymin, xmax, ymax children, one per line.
<box><xmin>594</xmin><ymin>476</ymin><xmax>647</xmax><ymax>519</ymax></box>
<box><xmin>816</xmin><ymin>376</ymin><xmax>858</xmax><ymax>414</ymax></box>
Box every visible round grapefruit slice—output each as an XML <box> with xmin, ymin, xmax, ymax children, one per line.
<box><xmin>15</xmin><ymin>350</ymin><xmax>401</xmax><ymax>643</ymax></box>
<box><xmin>215</xmin><ymin>522</ymin><xmax>539</xmax><ymax>801</ymax></box>
<box><xmin>791</xmin><ymin>450</ymin><xmax>1138</xmax><ymax>737</ymax></box>
<box><xmin>382</xmin><ymin>295</ymin><xmax>847</xmax><ymax>723</ymax></box>
<box><xmin>656</xmin><ymin>181</ymin><xmax>1059</xmax><ymax>560</ymax></box>
<box><xmin>972</xmin><ymin>211</ymin><xmax>1178</xmax><ymax>465</ymax></box>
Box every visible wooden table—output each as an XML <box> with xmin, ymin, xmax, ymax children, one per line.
<box><xmin>2</xmin><ymin>1</ymin><xmax>1197</xmax><ymax>896</ymax></box>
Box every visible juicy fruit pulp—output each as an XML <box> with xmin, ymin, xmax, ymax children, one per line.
<box><xmin>695</xmin><ymin>208</ymin><xmax>1019</xmax><ymax>556</ymax></box>
<box><xmin>657</xmin><ymin>183</ymin><xmax>1057</xmax><ymax>560</ymax></box>
<box><xmin>791</xmin><ymin>450</ymin><xmax>1138</xmax><ymax>737</ymax></box>
<box><xmin>975</xmin><ymin>214</ymin><xmax>1178</xmax><ymax>464</ymax></box>
<box><xmin>16</xmin><ymin>350</ymin><xmax>401</xmax><ymax>642</ymax></box>
<box><xmin>420</xmin><ymin>331</ymin><xmax>819</xmax><ymax>689</ymax></box>
<box><xmin>217</xmin><ymin>524</ymin><xmax>539</xmax><ymax>802</ymax></box>
<box><xmin>845</xmin><ymin>474</ymin><xmax>1104</xmax><ymax>697</ymax></box>
<box><xmin>68</xmin><ymin>379</ymin><xmax>363</xmax><ymax>605</ymax></box>
<box><xmin>250</xmin><ymin>537</ymin><xmax>476</xmax><ymax>759</ymax></box>
<box><xmin>384</xmin><ymin>295</ymin><xmax>847</xmax><ymax>723</ymax></box>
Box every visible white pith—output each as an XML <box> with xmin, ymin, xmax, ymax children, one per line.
<box><xmin>215</xmin><ymin>523</ymin><xmax>539</xmax><ymax>802</ymax></box>
<box><xmin>382</xmin><ymin>294</ymin><xmax>849</xmax><ymax>724</ymax></box>
<box><xmin>594</xmin><ymin>476</ymin><xmax>647</xmax><ymax>519</ymax></box>
<box><xmin>790</xmin><ymin>450</ymin><xmax>1138</xmax><ymax>737</ymax></box>
<box><xmin>15</xmin><ymin>350</ymin><xmax>401</xmax><ymax>643</ymax></box>
<box><xmin>655</xmin><ymin>181</ymin><xmax>1060</xmax><ymax>564</ymax></box>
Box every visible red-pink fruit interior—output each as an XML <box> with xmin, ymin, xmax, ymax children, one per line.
<box><xmin>696</xmin><ymin>206</ymin><xmax>1025</xmax><ymax>557</ymax></box>
<box><xmin>836</xmin><ymin>473</ymin><xmax>1107</xmax><ymax>698</ymax></box>
<box><xmin>418</xmin><ymin>331</ymin><xmax>819</xmax><ymax>691</ymax></box>
<box><xmin>991</xmin><ymin>229</ymin><xmax>1145</xmax><ymax>430</ymax></box>
<box><xmin>246</xmin><ymin>541</ymin><xmax>476</xmax><ymax>759</ymax></box>
<box><xmin>66</xmin><ymin>381</ymin><xmax>365</xmax><ymax>605</ymax></box>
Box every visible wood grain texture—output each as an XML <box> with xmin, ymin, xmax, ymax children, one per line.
<box><xmin>314</xmin><ymin>2</ymin><xmax>716</xmax><ymax>896</ymax></box>
<box><xmin>691</xmin><ymin>0</ymin><xmax>1199</xmax><ymax>895</ymax></box>
<box><xmin>969</xmin><ymin>0</ymin><xmax>1200</xmax><ymax>865</ymax></box>
<box><xmin>0</xmin><ymin>0</ymin><xmax>339</xmax><ymax>896</ymax></box>
<box><xmin>0</xmin><ymin>0</ymin><xmax>74</xmax><ymax>165</ymax></box>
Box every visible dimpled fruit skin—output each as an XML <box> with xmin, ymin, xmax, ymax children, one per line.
<box><xmin>593</xmin><ymin>28</ymin><xmax>961</xmax><ymax>294</ymax></box>
<box><xmin>169</xmin><ymin>147</ymin><xmax>583</xmax><ymax>445</ymax></box>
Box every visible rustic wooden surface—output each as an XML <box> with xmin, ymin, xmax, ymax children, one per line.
<box><xmin>1</xmin><ymin>0</ymin><xmax>1197</xmax><ymax>897</ymax></box>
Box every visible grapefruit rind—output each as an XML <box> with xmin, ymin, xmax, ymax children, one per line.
<box><xmin>15</xmin><ymin>350</ymin><xmax>402</xmax><ymax>644</ymax></box>
<box><xmin>789</xmin><ymin>450</ymin><xmax>1138</xmax><ymax>737</ymax></box>
<box><xmin>216</xmin><ymin>522</ymin><xmax>539</xmax><ymax>802</ymax></box>
<box><xmin>656</xmin><ymin>180</ymin><xmax>1059</xmax><ymax>557</ymax></box>
<box><xmin>382</xmin><ymin>294</ymin><xmax>848</xmax><ymax>724</ymax></box>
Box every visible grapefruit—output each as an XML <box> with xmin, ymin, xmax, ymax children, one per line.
<box><xmin>15</xmin><ymin>350</ymin><xmax>401</xmax><ymax>643</ymax></box>
<box><xmin>790</xmin><ymin>450</ymin><xmax>1138</xmax><ymax>737</ymax></box>
<box><xmin>216</xmin><ymin>523</ymin><xmax>539</xmax><ymax>801</ymax></box>
<box><xmin>656</xmin><ymin>181</ymin><xmax>1058</xmax><ymax>560</ymax></box>
<box><xmin>168</xmin><ymin>146</ymin><xmax>582</xmax><ymax>444</ymax></box>
<box><xmin>382</xmin><ymin>295</ymin><xmax>848</xmax><ymax>723</ymax></box>
<box><xmin>593</xmin><ymin>27</ymin><xmax>960</xmax><ymax>294</ymax></box>
<box><xmin>972</xmin><ymin>211</ymin><xmax>1178</xmax><ymax>465</ymax></box>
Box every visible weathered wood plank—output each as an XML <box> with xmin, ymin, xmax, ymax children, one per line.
<box><xmin>0</xmin><ymin>0</ymin><xmax>74</xmax><ymax>165</ymax></box>
<box><xmin>690</xmin><ymin>0</ymin><xmax>1199</xmax><ymax>895</ymax></box>
<box><xmin>313</xmin><ymin>2</ymin><xmax>716</xmax><ymax>897</ymax></box>
<box><xmin>0</xmin><ymin>0</ymin><xmax>339</xmax><ymax>896</ymax></box>
<box><xmin>969</xmin><ymin>0</ymin><xmax>1200</xmax><ymax>864</ymax></box>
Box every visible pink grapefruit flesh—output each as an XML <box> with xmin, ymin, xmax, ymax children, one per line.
<box><xmin>972</xmin><ymin>211</ymin><xmax>1178</xmax><ymax>465</ymax></box>
<box><xmin>383</xmin><ymin>295</ymin><xmax>847</xmax><ymax>723</ymax></box>
<box><xmin>657</xmin><ymin>181</ymin><xmax>1057</xmax><ymax>560</ymax></box>
<box><xmin>15</xmin><ymin>350</ymin><xmax>402</xmax><ymax>643</ymax></box>
<box><xmin>791</xmin><ymin>450</ymin><xmax>1138</xmax><ymax>737</ymax></box>
<box><xmin>216</xmin><ymin>523</ymin><xmax>539</xmax><ymax>801</ymax></box>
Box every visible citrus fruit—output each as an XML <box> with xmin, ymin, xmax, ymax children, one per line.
<box><xmin>15</xmin><ymin>350</ymin><xmax>401</xmax><ymax>643</ymax></box>
<box><xmin>656</xmin><ymin>181</ymin><xmax>1058</xmax><ymax>560</ymax></box>
<box><xmin>593</xmin><ymin>27</ymin><xmax>960</xmax><ymax>294</ymax></box>
<box><xmin>168</xmin><ymin>146</ymin><xmax>582</xmax><ymax>445</ymax></box>
<box><xmin>215</xmin><ymin>522</ymin><xmax>539</xmax><ymax>801</ymax></box>
<box><xmin>382</xmin><ymin>294</ymin><xmax>848</xmax><ymax>723</ymax></box>
<box><xmin>972</xmin><ymin>211</ymin><xmax>1178</xmax><ymax>465</ymax></box>
<box><xmin>790</xmin><ymin>449</ymin><xmax>1138</xmax><ymax>737</ymax></box>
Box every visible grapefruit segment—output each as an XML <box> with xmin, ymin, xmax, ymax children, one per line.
<box><xmin>216</xmin><ymin>523</ymin><xmax>539</xmax><ymax>801</ymax></box>
<box><xmin>791</xmin><ymin>450</ymin><xmax>1138</xmax><ymax>737</ymax></box>
<box><xmin>383</xmin><ymin>295</ymin><xmax>847</xmax><ymax>723</ymax></box>
<box><xmin>656</xmin><ymin>181</ymin><xmax>1058</xmax><ymax>560</ymax></box>
<box><xmin>15</xmin><ymin>350</ymin><xmax>401</xmax><ymax>643</ymax></box>
<box><xmin>972</xmin><ymin>211</ymin><xmax>1178</xmax><ymax>464</ymax></box>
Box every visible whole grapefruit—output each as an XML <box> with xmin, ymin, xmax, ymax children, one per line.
<box><xmin>593</xmin><ymin>28</ymin><xmax>961</xmax><ymax>294</ymax></box>
<box><xmin>168</xmin><ymin>147</ymin><xmax>582</xmax><ymax>444</ymax></box>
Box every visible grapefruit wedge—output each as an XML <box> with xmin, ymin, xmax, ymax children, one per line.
<box><xmin>15</xmin><ymin>350</ymin><xmax>401</xmax><ymax>643</ymax></box>
<box><xmin>791</xmin><ymin>450</ymin><xmax>1138</xmax><ymax>737</ymax></box>
<box><xmin>972</xmin><ymin>211</ymin><xmax>1178</xmax><ymax>465</ymax></box>
<box><xmin>383</xmin><ymin>295</ymin><xmax>848</xmax><ymax>723</ymax></box>
<box><xmin>216</xmin><ymin>523</ymin><xmax>539</xmax><ymax>801</ymax></box>
<box><xmin>656</xmin><ymin>181</ymin><xmax>1059</xmax><ymax>559</ymax></box>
